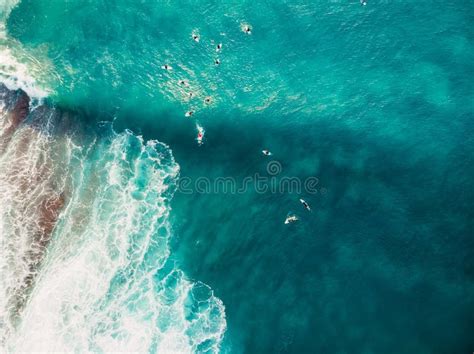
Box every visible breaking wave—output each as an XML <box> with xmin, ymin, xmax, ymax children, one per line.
<box><xmin>0</xmin><ymin>82</ymin><xmax>226</xmax><ymax>353</ymax></box>
<box><xmin>0</xmin><ymin>2</ymin><xmax>226</xmax><ymax>350</ymax></box>
<box><xmin>0</xmin><ymin>1</ymin><xmax>226</xmax><ymax>353</ymax></box>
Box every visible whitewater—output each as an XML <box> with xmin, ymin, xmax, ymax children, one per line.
<box><xmin>0</xmin><ymin>2</ymin><xmax>226</xmax><ymax>353</ymax></box>
<box><xmin>3</xmin><ymin>0</ymin><xmax>473</xmax><ymax>352</ymax></box>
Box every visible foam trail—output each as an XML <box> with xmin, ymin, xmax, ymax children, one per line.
<box><xmin>0</xmin><ymin>85</ymin><xmax>226</xmax><ymax>353</ymax></box>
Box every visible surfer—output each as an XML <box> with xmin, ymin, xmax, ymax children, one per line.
<box><xmin>285</xmin><ymin>215</ymin><xmax>298</xmax><ymax>224</ymax></box>
<box><xmin>216</xmin><ymin>43</ymin><xmax>222</xmax><ymax>52</ymax></box>
<box><xmin>299</xmin><ymin>199</ymin><xmax>311</xmax><ymax>211</ymax></box>
<box><xmin>215</xmin><ymin>58</ymin><xmax>221</xmax><ymax>65</ymax></box>
<box><xmin>161</xmin><ymin>64</ymin><xmax>172</xmax><ymax>71</ymax></box>
<box><xmin>185</xmin><ymin>110</ymin><xmax>194</xmax><ymax>117</ymax></box>
<box><xmin>196</xmin><ymin>124</ymin><xmax>204</xmax><ymax>145</ymax></box>
<box><xmin>262</xmin><ymin>149</ymin><xmax>272</xmax><ymax>156</ymax></box>
<box><xmin>179</xmin><ymin>80</ymin><xmax>188</xmax><ymax>86</ymax></box>
<box><xmin>204</xmin><ymin>96</ymin><xmax>212</xmax><ymax>104</ymax></box>
<box><xmin>192</xmin><ymin>33</ymin><xmax>200</xmax><ymax>42</ymax></box>
<box><xmin>242</xmin><ymin>24</ymin><xmax>252</xmax><ymax>34</ymax></box>
<box><xmin>360</xmin><ymin>0</ymin><xmax>367</xmax><ymax>5</ymax></box>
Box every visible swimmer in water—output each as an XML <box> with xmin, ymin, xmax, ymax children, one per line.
<box><xmin>285</xmin><ymin>215</ymin><xmax>298</xmax><ymax>224</ymax></box>
<box><xmin>204</xmin><ymin>96</ymin><xmax>212</xmax><ymax>104</ymax></box>
<box><xmin>185</xmin><ymin>110</ymin><xmax>194</xmax><ymax>117</ymax></box>
<box><xmin>360</xmin><ymin>0</ymin><xmax>367</xmax><ymax>5</ymax></box>
<box><xmin>215</xmin><ymin>58</ymin><xmax>221</xmax><ymax>65</ymax></box>
<box><xmin>192</xmin><ymin>33</ymin><xmax>200</xmax><ymax>42</ymax></box>
<box><xmin>216</xmin><ymin>43</ymin><xmax>222</xmax><ymax>52</ymax></box>
<box><xmin>179</xmin><ymin>80</ymin><xmax>188</xmax><ymax>86</ymax></box>
<box><xmin>299</xmin><ymin>198</ymin><xmax>311</xmax><ymax>211</ymax></box>
<box><xmin>262</xmin><ymin>149</ymin><xmax>272</xmax><ymax>156</ymax></box>
<box><xmin>161</xmin><ymin>64</ymin><xmax>172</xmax><ymax>71</ymax></box>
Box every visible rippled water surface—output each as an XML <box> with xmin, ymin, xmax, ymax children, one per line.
<box><xmin>1</xmin><ymin>0</ymin><xmax>473</xmax><ymax>352</ymax></box>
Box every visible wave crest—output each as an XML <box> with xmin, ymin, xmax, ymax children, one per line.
<box><xmin>0</xmin><ymin>85</ymin><xmax>226</xmax><ymax>353</ymax></box>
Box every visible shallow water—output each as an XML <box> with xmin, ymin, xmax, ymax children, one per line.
<box><xmin>1</xmin><ymin>0</ymin><xmax>473</xmax><ymax>353</ymax></box>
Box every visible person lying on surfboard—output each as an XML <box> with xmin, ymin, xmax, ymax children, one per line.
<box><xmin>285</xmin><ymin>215</ymin><xmax>298</xmax><ymax>224</ymax></box>
<box><xmin>196</xmin><ymin>123</ymin><xmax>204</xmax><ymax>145</ymax></box>
<box><xmin>300</xmin><ymin>199</ymin><xmax>311</xmax><ymax>211</ymax></box>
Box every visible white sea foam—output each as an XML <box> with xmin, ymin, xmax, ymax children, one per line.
<box><xmin>0</xmin><ymin>46</ymin><xmax>51</xmax><ymax>100</ymax></box>
<box><xmin>0</xmin><ymin>101</ymin><xmax>70</xmax><ymax>347</ymax></box>
<box><xmin>0</xmin><ymin>0</ymin><xmax>20</xmax><ymax>22</ymax></box>
<box><xmin>0</xmin><ymin>83</ymin><xmax>226</xmax><ymax>354</ymax></box>
<box><xmin>0</xmin><ymin>0</ymin><xmax>52</xmax><ymax>100</ymax></box>
<box><xmin>0</xmin><ymin>3</ymin><xmax>226</xmax><ymax>350</ymax></box>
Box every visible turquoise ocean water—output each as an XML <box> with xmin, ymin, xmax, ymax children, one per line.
<box><xmin>0</xmin><ymin>0</ymin><xmax>473</xmax><ymax>353</ymax></box>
